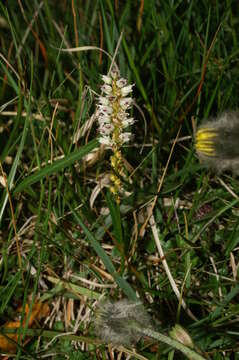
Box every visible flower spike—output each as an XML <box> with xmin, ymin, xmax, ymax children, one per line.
<box><xmin>96</xmin><ymin>67</ymin><xmax>135</xmax><ymax>203</ymax></box>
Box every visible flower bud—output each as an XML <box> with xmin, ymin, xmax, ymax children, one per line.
<box><xmin>101</xmin><ymin>75</ymin><xmax>112</xmax><ymax>85</ymax></box>
<box><xmin>121</xmin><ymin>84</ymin><xmax>134</xmax><ymax>97</ymax></box>
<box><xmin>195</xmin><ymin>111</ymin><xmax>239</xmax><ymax>174</ymax></box>
<box><xmin>170</xmin><ymin>324</ymin><xmax>194</xmax><ymax>349</ymax></box>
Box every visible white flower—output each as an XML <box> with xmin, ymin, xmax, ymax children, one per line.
<box><xmin>122</xmin><ymin>117</ymin><xmax>135</xmax><ymax>127</ymax></box>
<box><xmin>119</xmin><ymin>132</ymin><xmax>131</xmax><ymax>143</ymax></box>
<box><xmin>116</xmin><ymin>78</ymin><xmax>128</xmax><ymax>88</ymax></box>
<box><xmin>98</xmin><ymin>114</ymin><xmax>111</xmax><ymax>125</ymax></box>
<box><xmin>97</xmin><ymin>70</ymin><xmax>135</xmax><ymax>152</ymax></box>
<box><xmin>117</xmin><ymin>110</ymin><xmax>129</xmax><ymax>120</ymax></box>
<box><xmin>99</xmin><ymin>123</ymin><xmax>114</xmax><ymax>135</ymax></box>
<box><xmin>97</xmin><ymin>105</ymin><xmax>113</xmax><ymax>115</ymax></box>
<box><xmin>101</xmin><ymin>75</ymin><xmax>112</xmax><ymax>85</ymax></box>
<box><xmin>121</xmin><ymin>84</ymin><xmax>134</xmax><ymax>97</ymax></box>
<box><xmin>101</xmin><ymin>84</ymin><xmax>112</xmax><ymax>95</ymax></box>
<box><xmin>98</xmin><ymin>96</ymin><xmax>109</xmax><ymax>106</ymax></box>
<box><xmin>99</xmin><ymin>136</ymin><xmax>112</xmax><ymax>145</ymax></box>
<box><xmin>119</xmin><ymin>97</ymin><xmax>133</xmax><ymax>110</ymax></box>
<box><xmin>96</xmin><ymin>69</ymin><xmax>136</xmax><ymax>201</ymax></box>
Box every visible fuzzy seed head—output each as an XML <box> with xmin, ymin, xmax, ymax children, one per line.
<box><xmin>94</xmin><ymin>299</ymin><xmax>152</xmax><ymax>346</ymax></box>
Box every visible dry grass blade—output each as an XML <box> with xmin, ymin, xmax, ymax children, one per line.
<box><xmin>148</xmin><ymin>209</ymin><xmax>197</xmax><ymax>321</ymax></box>
<box><xmin>56</xmin><ymin>46</ymin><xmax>113</xmax><ymax>61</ymax></box>
<box><xmin>139</xmin><ymin>125</ymin><xmax>182</xmax><ymax>237</ymax></box>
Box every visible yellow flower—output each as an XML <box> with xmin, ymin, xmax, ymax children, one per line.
<box><xmin>195</xmin><ymin>111</ymin><xmax>239</xmax><ymax>174</ymax></box>
<box><xmin>195</xmin><ymin>128</ymin><xmax>218</xmax><ymax>156</ymax></box>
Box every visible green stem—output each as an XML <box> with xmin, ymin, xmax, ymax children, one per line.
<box><xmin>136</xmin><ymin>326</ymin><xmax>207</xmax><ymax>360</ymax></box>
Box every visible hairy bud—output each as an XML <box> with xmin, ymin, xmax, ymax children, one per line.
<box><xmin>195</xmin><ymin>111</ymin><xmax>239</xmax><ymax>174</ymax></box>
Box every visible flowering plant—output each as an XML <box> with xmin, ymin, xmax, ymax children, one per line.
<box><xmin>96</xmin><ymin>67</ymin><xmax>135</xmax><ymax>202</ymax></box>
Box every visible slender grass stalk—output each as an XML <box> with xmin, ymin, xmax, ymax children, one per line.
<box><xmin>137</xmin><ymin>326</ymin><xmax>206</xmax><ymax>360</ymax></box>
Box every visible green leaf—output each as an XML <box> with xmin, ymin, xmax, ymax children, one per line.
<box><xmin>42</xmin><ymin>276</ymin><xmax>101</xmax><ymax>300</ymax></box>
<box><xmin>14</xmin><ymin>139</ymin><xmax>99</xmax><ymax>194</ymax></box>
<box><xmin>106</xmin><ymin>192</ymin><xmax>124</xmax><ymax>249</ymax></box>
<box><xmin>0</xmin><ymin>271</ymin><xmax>22</xmax><ymax>313</ymax></box>
<box><xmin>70</xmin><ymin>206</ymin><xmax>137</xmax><ymax>301</ymax></box>
<box><xmin>0</xmin><ymin>112</ymin><xmax>29</xmax><ymax>223</ymax></box>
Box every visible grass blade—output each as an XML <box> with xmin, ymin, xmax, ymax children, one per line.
<box><xmin>14</xmin><ymin>139</ymin><xmax>99</xmax><ymax>194</ymax></box>
<box><xmin>71</xmin><ymin>206</ymin><xmax>137</xmax><ymax>301</ymax></box>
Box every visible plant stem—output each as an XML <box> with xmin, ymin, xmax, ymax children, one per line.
<box><xmin>137</xmin><ymin>326</ymin><xmax>207</xmax><ymax>360</ymax></box>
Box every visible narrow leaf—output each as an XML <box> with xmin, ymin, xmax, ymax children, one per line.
<box><xmin>71</xmin><ymin>207</ymin><xmax>137</xmax><ymax>300</ymax></box>
<box><xmin>14</xmin><ymin>139</ymin><xmax>98</xmax><ymax>194</ymax></box>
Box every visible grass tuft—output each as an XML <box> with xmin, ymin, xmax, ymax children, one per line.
<box><xmin>1</xmin><ymin>1</ymin><xmax>239</xmax><ymax>358</ymax></box>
